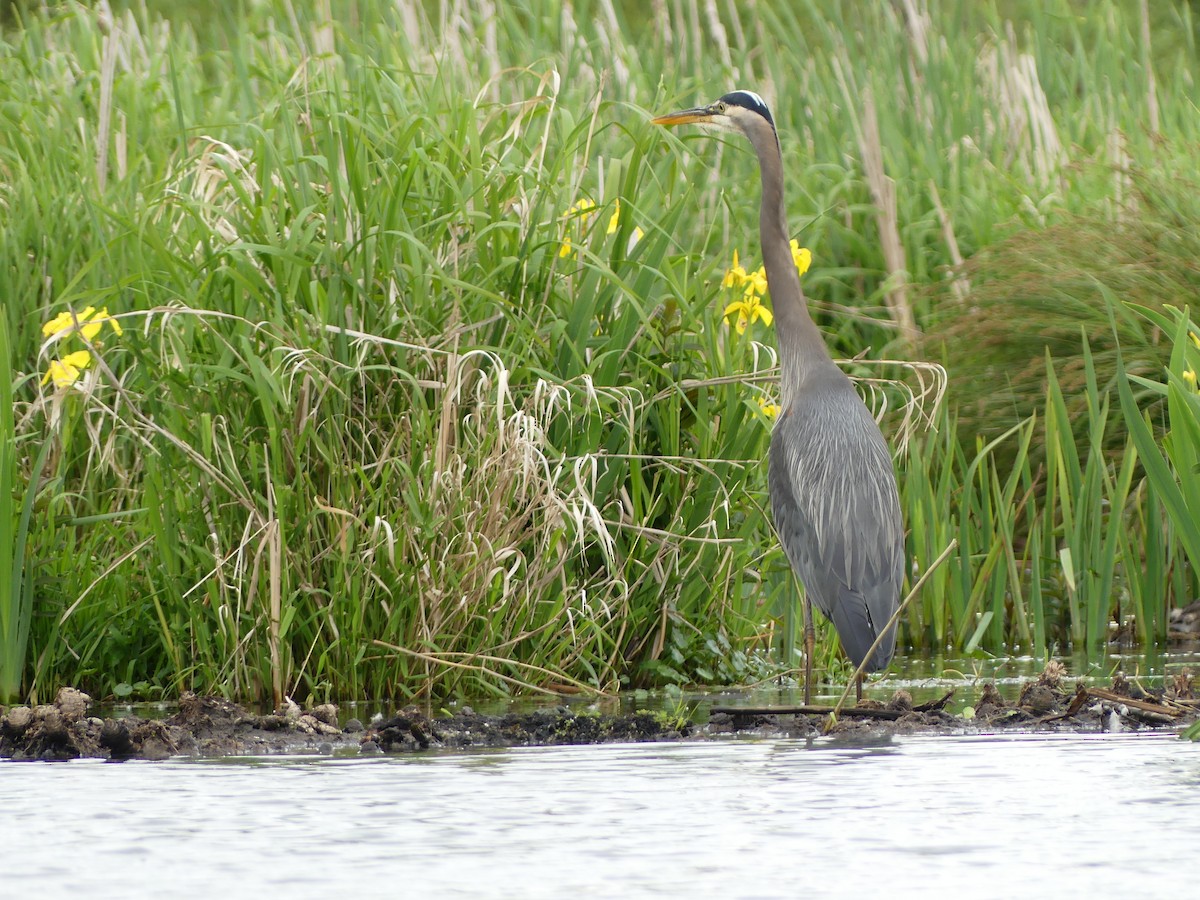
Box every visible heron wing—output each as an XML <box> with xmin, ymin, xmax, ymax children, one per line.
<box><xmin>768</xmin><ymin>392</ymin><xmax>904</xmax><ymax>671</ymax></box>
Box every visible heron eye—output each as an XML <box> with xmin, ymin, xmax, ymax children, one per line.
<box><xmin>716</xmin><ymin>102</ymin><xmax>727</xmax><ymax>113</ymax></box>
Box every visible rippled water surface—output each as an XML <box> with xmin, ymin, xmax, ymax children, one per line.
<box><xmin>5</xmin><ymin>731</ymin><xmax>1200</xmax><ymax>898</ymax></box>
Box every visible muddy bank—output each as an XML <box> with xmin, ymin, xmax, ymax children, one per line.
<box><xmin>2</xmin><ymin>666</ymin><xmax>1197</xmax><ymax>761</ymax></box>
<box><xmin>0</xmin><ymin>691</ymin><xmax>355</xmax><ymax>761</ymax></box>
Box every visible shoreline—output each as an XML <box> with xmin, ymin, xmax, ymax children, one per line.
<box><xmin>3</xmin><ymin>668</ymin><xmax>1196</xmax><ymax>761</ymax></box>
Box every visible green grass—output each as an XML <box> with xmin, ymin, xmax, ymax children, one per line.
<box><xmin>2</xmin><ymin>0</ymin><xmax>1198</xmax><ymax>704</ymax></box>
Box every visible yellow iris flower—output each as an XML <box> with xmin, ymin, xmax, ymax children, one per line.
<box><xmin>42</xmin><ymin>306</ymin><xmax>123</xmax><ymax>342</ymax></box>
<box><xmin>756</xmin><ymin>396</ymin><xmax>780</xmax><ymax>418</ymax></box>
<box><xmin>721</xmin><ymin>244</ymin><xmax>812</xmax><ymax>331</ymax></box>
<box><xmin>723</xmin><ymin>293</ymin><xmax>774</xmax><ymax>334</ymax></box>
<box><xmin>559</xmin><ymin>199</ymin><xmax>595</xmax><ymax>258</ymax></box>
<box><xmin>607</xmin><ymin>201</ymin><xmax>621</xmax><ymax>235</ymax></box>
<box><xmin>560</xmin><ymin>198</ymin><xmax>642</xmax><ymax>258</ymax></box>
<box><xmin>42</xmin><ymin>350</ymin><xmax>93</xmax><ymax>388</ymax></box>
<box><xmin>743</xmin><ymin>266</ymin><xmax>767</xmax><ymax>299</ymax></box>
<box><xmin>790</xmin><ymin>240</ymin><xmax>812</xmax><ymax>274</ymax></box>
<box><xmin>722</xmin><ymin>250</ymin><xmax>748</xmax><ymax>288</ymax></box>
<box><xmin>41</xmin><ymin>306</ymin><xmax>122</xmax><ymax>390</ymax></box>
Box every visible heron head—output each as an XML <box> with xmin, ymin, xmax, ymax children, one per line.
<box><xmin>652</xmin><ymin>90</ymin><xmax>775</xmax><ymax>137</ymax></box>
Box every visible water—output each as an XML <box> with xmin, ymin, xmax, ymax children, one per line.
<box><xmin>684</xmin><ymin>645</ymin><xmax>1200</xmax><ymax>713</ymax></box>
<box><xmin>4</xmin><ymin>731</ymin><xmax>1200</xmax><ymax>898</ymax></box>
<box><xmin>92</xmin><ymin>646</ymin><xmax>1200</xmax><ymax>726</ymax></box>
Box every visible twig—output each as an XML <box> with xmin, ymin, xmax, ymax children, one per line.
<box><xmin>913</xmin><ymin>689</ymin><xmax>955</xmax><ymax>712</ymax></box>
<box><xmin>710</xmin><ymin>689</ymin><xmax>956</xmax><ymax>723</ymax></box>
<box><xmin>711</xmin><ymin>705</ymin><xmax>904</xmax><ymax>720</ymax></box>
<box><xmin>371</xmin><ymin>639</ymin><xmax>610</xmax><ymax>697</ymax></box>
<box><xmin>1085</xmin><ymin>686</ymin><xmax>1186</xmax><ymax>718</ymax></box>
<box><xmin>824</xmin><ymin>538</ymin><xmax>959</xmax><ymax>734</ymax></box>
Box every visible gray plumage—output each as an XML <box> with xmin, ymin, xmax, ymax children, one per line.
<box><xmin>768</xmin><ymin>368</ymin><xmax>903</xmax><ymax>671</ymax></box>
<box><xmin>654</xmin><ymin>90</ymin><xmax>905</xmax><ymax>696</ymax></box>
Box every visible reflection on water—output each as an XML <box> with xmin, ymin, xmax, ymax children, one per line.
<box><xmin>94</xmin><ymin>647</ymin><xmax>1200</xmax><ymax>727</ymax></box>
<box><xmin>403</xmin><ymin>647</ymin><xmax>1200</xmax><ymax>724</ymax></box>
<box><xmin>684</xmin><ymin>644</ymin><xmax>1200</xmax><ymax>714</ymax></box>
<box><xmin>887</xmin><ymin>643</ymin><xmax>1200</xmax><ymax>698</ymax></box>
<box><xmin>5</xmin><ymin>732</ymin><xmax>1200</xmax><ymax>898</ymax></box>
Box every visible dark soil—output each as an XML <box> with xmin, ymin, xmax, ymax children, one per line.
<box><xmin>2</xmin><ymin>664</ymin><xmax>1196</xmax><ymax>761</ymax></box>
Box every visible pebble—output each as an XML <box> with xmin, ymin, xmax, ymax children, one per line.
<box><xmin>309</xmin><ymin>704</ymin><xmax>339</xmax><ymax>726</ymax></box>
<box><xmin>5</xmin><ymin>706</ymin><xmax>32</xmax><ymax>732</ymax></box>
<box><xmin>55</xmin><ymin>687</ymin><xmax>91</xmax><ymax>722</ymax></box>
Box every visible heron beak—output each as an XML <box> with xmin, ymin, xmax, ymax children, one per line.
<box><xmin>651</xmin><ymin>106</ymin><xmax>715</xmax><ymax>127</ymax></box>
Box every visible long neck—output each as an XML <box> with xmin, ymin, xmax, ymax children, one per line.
<box><xmin>746</xmin><ymin>124</ymin><xmax>836</xmax><ymax>408</ymax></box>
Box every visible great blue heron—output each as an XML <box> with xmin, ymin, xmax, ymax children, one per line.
<box><xmin>653</xmin><ymin>90</ymin><xmax>904</xmax><ymax>703</ymax></box>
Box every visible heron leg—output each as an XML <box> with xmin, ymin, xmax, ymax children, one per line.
<box><xmin>802</xmin><ymin>595</ymin><xmax>814</xmax><ymax>705</ymax></box>
<box><xmin>855</xmin><ymin>672</ymin><xmax>863</xmax><ymax>703</ymax></box>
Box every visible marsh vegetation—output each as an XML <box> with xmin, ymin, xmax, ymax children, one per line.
<box><xmin>3</xmin><ymin>1</ymin><xmax>1200</xmax><ymax>706</ymax></box>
